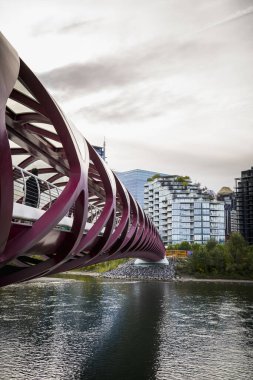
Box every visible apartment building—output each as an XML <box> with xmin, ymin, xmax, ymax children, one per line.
<box><xmin>144</xmin><ymin>175</ymin><xmax>225</xmax><ymax>245</ymax></box>
<box><xmin>236</xmin><ymin>167</ymin><xmax>253</xmax><ymax>244</ymax></box>
<box><xmin>217</xmin><ymin>187</ymin><xmax>237</xmax><ymax>239</ymax></box>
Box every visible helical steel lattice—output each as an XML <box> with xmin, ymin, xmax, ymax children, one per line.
<box><xmin>0</xmin><ymin>33</ymin><xmax>165</xmax><ymax>287</ymax></box>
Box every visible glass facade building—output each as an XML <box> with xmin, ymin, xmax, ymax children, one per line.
<box><xmin>116</xmin><ymin>169</ymin><xmax>167</xmax><ymax>207</ymax></box>
<box><xmin>217</xmin><ymin>187</ymin><xmax>237</xmax><ymax>239</ymax></box>
<box><xmin>144</xmin><ymin>176</ymin><xmax>225</xmax><ymax>245</ymax></box>
<box><xmin>93</xmin><ymin>145</ymin><xmax>106</xmax><ymax>160</ymax></box>
<box><xmin>236</xmin><ymin>167</ymin><xmax>253</xmax><ymax>244</ymax></box>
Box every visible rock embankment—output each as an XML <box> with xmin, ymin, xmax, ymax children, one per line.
<box><xmin>102</xmin><ymin>259</ymin><xmax>176</xmax><ymax>281</ymax></box>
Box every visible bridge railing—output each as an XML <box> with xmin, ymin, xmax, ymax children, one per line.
<box><xmin>12</xmin><ymin>165</ymin><xmax>103</xmax><ymax>227</ymax></box>
<box><xmin>13</xmin><ymin>165</ymin><xmax>60</xmax><ymax>209</ymax></box>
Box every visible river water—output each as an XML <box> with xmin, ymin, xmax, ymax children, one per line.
<box><xmin>0</xmin><ymin>277</ymin><xmax>252</xmax><ymax>380</ymax></box>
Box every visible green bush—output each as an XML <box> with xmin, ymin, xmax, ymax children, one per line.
<box><xmin>176</xmin><ymin>233</ymin><xmax>253</xmax><ymax>279</ymax></box>
<box><xmin>147</xmin><ymin>174</ymin><xmax>161</xmax><ymax>182</ymax></box>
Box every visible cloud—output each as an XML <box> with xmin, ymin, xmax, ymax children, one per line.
<box><xmin>37</xmin><ymin>37</ymin><xmax>216</xmax><ymax>126</ymax></box>
<box><xmin>58</xmin><ymin>20</ymin><xmax>98</xmax><ymax>33</ymax></box>
<box><xmin>35</xmin><ymin>38</ymin><xmax>166</xmax><ymax>94</ymax></box>
<box><xmin>192</xmin><ymin>5</ymin><xmax>253</xmax><ymax>35</ymax></box>
<box><xmin>76</xmin><ymin>89</ymin><xmax>197</xmax><ymax>123</ymax></box>
<box><xmin>32</xmin><ymin>19</ymin><xmax>98</xmax><ymax>36</ymax></box>
<box><xmin>37</xmin><ymin>33</ymin><xmax>226</xmax><ymax>102</ymax></box>
<box><xmin>38</xmin><ymin>58</ymin><xmax>140</xmax><ymax>95</ymax></box>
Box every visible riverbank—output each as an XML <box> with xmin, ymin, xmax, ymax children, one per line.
<box><xmin>102</xmin><ymin>266</ymin><xmax>253</xmax><ymax>283</ymax></box>
<box><xmin>176</xmin><ymin>275</ymin><xmax>253</xmax><ymax>284</ymax></box>
<box><xmin>55</xmin><ymin>259</ymin><xmax>176</xmax><ymax>282</ymax></box>
<box><xmin>102</xmin><ymin>259</ymin><xmax>176</xmax><ymax>281</ymax></box>
<box><xmin>55</xmin><ymin>259</ymin><xmax>253</xmax><ymax>284</ymax></box>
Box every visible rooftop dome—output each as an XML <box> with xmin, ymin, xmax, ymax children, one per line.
<box><xmin>217</xmin><ymin>186</ymin><xmax>234</xmax><ymax>195</ymax></box>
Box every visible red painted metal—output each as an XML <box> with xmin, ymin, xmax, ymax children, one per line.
<box><xmin>0</xmin><ymin>33</ymin><xmax>165</xmax><ymax>287</ymax></box>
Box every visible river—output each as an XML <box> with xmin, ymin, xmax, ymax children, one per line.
<box><xmin>0</xmin><ymin>277</ymin><xmax>252</xmax><ymax>380</ymax></box>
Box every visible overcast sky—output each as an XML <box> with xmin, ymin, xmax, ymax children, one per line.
<box><xmin>1</xmin><ymin>0</ymin><xmax>253</xmax><ymax>191</ymax></box>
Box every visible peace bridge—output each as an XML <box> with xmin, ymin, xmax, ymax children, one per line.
<box><xmin>0</xmin><ymin>33</ymin><xmax>165</xmax><ymax>287</ymax></box>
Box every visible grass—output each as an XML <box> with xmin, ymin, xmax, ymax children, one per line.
<box><xmin>73</xmin><ymin>258</ymin><xmax>129</xmax><ymax>273</ymax></box>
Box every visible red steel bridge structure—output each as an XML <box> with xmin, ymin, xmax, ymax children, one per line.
<box><xmin>0</xmin><ymin>33</ymin><xmax>165</xmax><ymax>287</ymax></box>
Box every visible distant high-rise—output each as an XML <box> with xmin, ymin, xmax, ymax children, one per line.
<box><xmin>236</xmin><ymin>167</ymin><xmax>253</xmax><ymax>244</ymax></box>
<box><xmin>115</xmin><ymin>169</ymin><xmax>167</xmax><ymax>207</ymax></box>
<box><xmin>93</xmin><ymin>145</ymin><xmax>106</xmax><ymax>160</ymax></box>
<box><xmin>217</xmin><ymin>187</ymin><xmax>237</xmax><ymax>239</ymax></box>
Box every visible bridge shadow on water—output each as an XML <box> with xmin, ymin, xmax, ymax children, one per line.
<box><xmin>76</xmin><ymin>281</ymin><xmax>167</xmax><ymax>380</ymax></box>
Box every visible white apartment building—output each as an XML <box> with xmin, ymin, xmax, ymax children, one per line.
<box><xmin>144</xmin><ymin>176</ymin><xmax>225</xmax><ymax>245</ymax></box>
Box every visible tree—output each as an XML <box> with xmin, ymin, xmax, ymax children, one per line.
<box><xmin>226</xmin><ymin>233</ymin><xmax>248</xmax><ymax>273</ymax></box>
<box><xmin>178</xmin><ymin>241</ymin><xmax>191</xmax><ymax>251</ymax></box>
<box><xmin>206</xmin><ymin>239</ymin><xmax>218</xmax><ymax>252</ymax></box>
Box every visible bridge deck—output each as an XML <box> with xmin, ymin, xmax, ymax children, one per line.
<box><xmin>13</xmin><ymin>203</ymin><xmax>92</xmax><ymax>231</ymax></box>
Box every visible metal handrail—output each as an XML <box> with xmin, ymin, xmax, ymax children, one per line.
<box><xmin>13</xmin><ymin>165</ymin><xmax>104</xmax><ymax>225</ymax></box>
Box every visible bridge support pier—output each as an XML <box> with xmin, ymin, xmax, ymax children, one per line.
<box><xmin>134</xmin><ymin>257</ymin><xmax>169</xmax><ymax>266</ymax></box>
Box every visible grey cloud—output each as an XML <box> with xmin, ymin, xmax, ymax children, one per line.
<box><xmin>57</xmin><ymin>20</ymin><xmax>98</xmax><ymax>33</ymax></box>
<box><xmin>37</xmin><ymin>34</ymin><xmax>227</xmax><ymax>100</ymax></box>
<box><xmin>41</xmin><ymin>5</ymin><xmax>252</xmax><ymax>100</ymax></box>
<box><xmin>77</xmin><ymin>92</ymin><xmax>197</xmax><ymax>123</ymax></box>
<box><xmin>37</xmin><ymin>42</ymin><xmax>164</xmax><ymax>98</ymax></box>
<box><xmin>38</xmin><ymin>59</ymin><xmax>141</xmax><ymax>95</ymax></box>
<box><xmin>37</xmin><ymin>37</ymin><xmax>213</xmax><ymax>125</ymax></box>
<box><xmin>32</xmin><ymin>18</ymin><xmax>97</xmax><ymax>37</ymax></box>
<box><xmin>78</xmin><ymin>101</ymin><xmax>160</xmax><ymax>123</ymax></box>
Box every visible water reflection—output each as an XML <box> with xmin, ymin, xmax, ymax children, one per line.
<box><xmin>0</xmin><ymin>279</ymin><xmax>252</xmax><ymax>380</ymax></box>
<box><xmin>78</xmin><ymin>281</ymin><xmax>167</xmax><ymax>380</ymax></box>
<box><xmin>156</xmin><ymin>282</ymin><xmax>253</xmax><ymax>380</ymax></box>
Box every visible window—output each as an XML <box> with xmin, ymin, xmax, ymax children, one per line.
<box><xmin>172</xmin><ymin>228</ymin><xmax>180</xmax><ymax>234</ymax></box>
